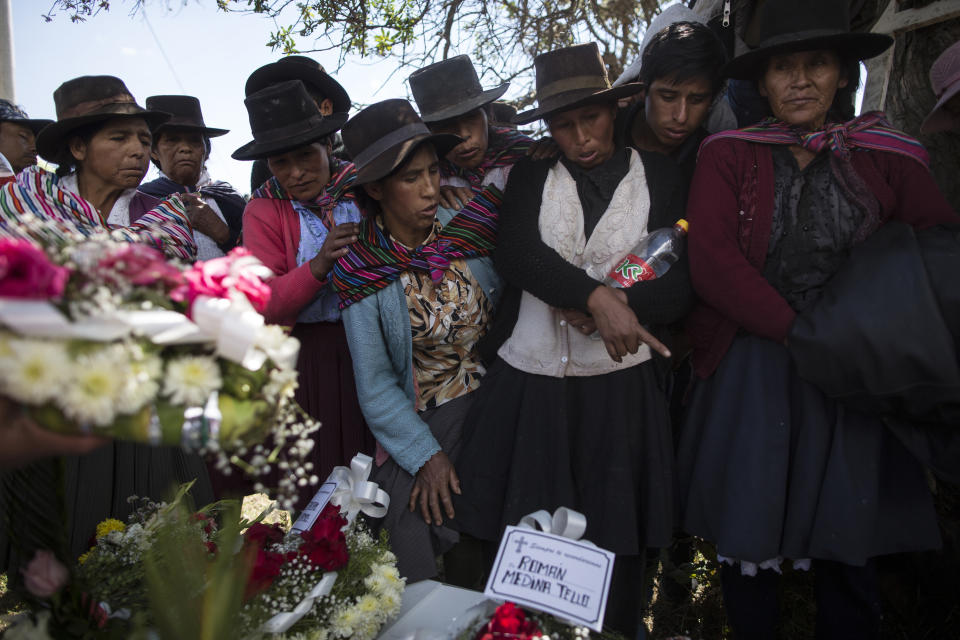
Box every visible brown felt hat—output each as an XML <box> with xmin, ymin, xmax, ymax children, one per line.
<box><xmin>145</xmin><ymin>95</ymin><xmax>229</xmax><ymax>138</ymax></box>
<box><xmin>409</xmin><ymin>55</ymin><xmax>509</xmax><ymax>122</ymax></box>
<box><xmin>36</xmin><ymin>75</ymin><xmax>171</xmax><ymax>161</ymax></box>
<box><xmin>513</xmin><ymin>43</ymin><xmax>643</xmax><ymax>125</ymax></box>
<box><xmin>341</xmin><ymin>99</ymin><xmax>461</xmax><ymax>185</ymax></box>
<box><xmin>245</xmin><ymin>56</ymin><xmax>352</xmax><ymax>114</ymax></box>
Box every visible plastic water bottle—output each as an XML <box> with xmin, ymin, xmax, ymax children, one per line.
<box><xmin>603</xmin><ymin>219</ymin><xmax>689</xmax><ymax>288</ymax></box>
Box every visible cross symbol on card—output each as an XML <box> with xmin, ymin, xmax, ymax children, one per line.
<box><xmin>513</xmin><ymin>535</ymin><xmax>529</xmax><ymax>554</ymax></box>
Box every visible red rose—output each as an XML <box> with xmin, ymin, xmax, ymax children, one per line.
<box><xmin>479</xmin><ymin>602</ymin><xmax>541</xmax><ymax>639</ymax></box>
<box><xmin>95</xmin><ymin>244</ymin><xmax>182</xmax><ymax>288</ymax></box>
<box><xmin>191</xmin><ymin>513</ymin><xmax>215</xmax><ymax>535</ymax></box>
<box><xmin>244</xmin><ymin>522</ymin><xmax>285</xmax><ymax>548</ymax></box>
<box><xmin>245</xmin><ymin>547</ymin><xmax>284</xmax><ymax>599</ymax></box>
<box><xmin>298</xmin><ymin>509</ymin><xmax>349</xmax><ymax>571</ymax></box>
<box><xmin>0</xmin><ymin>238</ymin><xmax>70</xmax><ymax>299</ymax></box>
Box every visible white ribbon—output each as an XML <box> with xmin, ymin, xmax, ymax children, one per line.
<box><xmin>328</xmin><ymin>453</ymin><xmax>390</xmax><ymax>524</ymax></box>
<box><xmin>518</xmin><ymin>507</ymin><xmax>592</xmax><ymax>545</ymax></box>
<box><xmin>0</xmin><ymin>297</ymin><xmax>299</xmax><ymax>372</ymax></box>
<box><xmin>260</xmin><ymin>570</ymin><xmax>338</xmax><ymax>633</ymax></box>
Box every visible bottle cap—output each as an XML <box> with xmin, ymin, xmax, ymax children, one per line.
<box><xmin>675</xmin><ymin>219</ymin><xmax>689</xmax><ymax>233</ymax></box>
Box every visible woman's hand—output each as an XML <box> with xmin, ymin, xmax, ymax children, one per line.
<box><xmin>409</xmin><ymin>450</ymin><xmax>461</xmax><ymax>526</ymax></box>
<box><xmin>438</xmin><ymin>185</ymin><xmax>474</xmax><ymax>210</ymax></box>
<box><xmin>309</xmin><ymin>222</ymin><xmax>359</xmax><ymax>280</ymax></box>
<box><xmin>0</xmin><ymin>398</ymin><xmax>106</xmax><ymax>469</ymax></box>
<box><xmin>181</xmin><ymin>194</ymin><xmax>229</xmax><ymax>245</ymax></box>
<box><xmin>560</xmin><ymin>308</ymin><xmax>597</xmax><ymax>335</ymax></box>
<box><xmin>587</xmin><ymin>286</ymin><xmax>671</xmax><ymax>362</ymax></box>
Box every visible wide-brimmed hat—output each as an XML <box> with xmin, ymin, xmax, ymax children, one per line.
<box><xmin>921</xmin><ymin>41</ymin><xmax>960</xmax><ymax>134</ymax></box>
<box><xmin>488</xmin><ymin>102</ymin><xmax>518</xmax><ymax>129</ymax></box>
<box><xmin>0</xmin><ymin>100</ymin><xmax>53</xmax><ymax>136</ymax></box>
<box><xmin>232</xmin><ymin>80</ymin><xmax>348</xmax><ymax>161</ymax></box>
<box><xmin>341</xmin><ymin>99</ymin><xmax>461</xmax><ymax>185</ymax></box>
<box><xmin>36</xmin><ymin>75</ymin><xmax>171</xmax><ymax>161</ymax></box>
<box><xmin>245</xmin><ymin>56</ymin><xmax>351</xmax><ymax>114</ymax></box>
<box><xmin>513</xmin><ymin>43</ymin><xmax>643</xmax><ymax>125</ymax></box>
<box><xmin>145</xmin><ymin>95</ymin><xmax>229</xmax><ymax>138</ymax></box>
<box><xmin>723</xmin><ymin>0</ymin><xmax>893</xmax><ymax>80</ymax></box>
<box><xmin>409</xmin><ymin>55</ymin><xmax>509</xmax><ymax>122</ymax></box>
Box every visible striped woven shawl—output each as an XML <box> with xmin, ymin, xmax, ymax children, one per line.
<box><xmin>702</xmin><ymin>111</ymin><xmax>930</xmax><ymax>168</ymax></box>
<box><xmin>251</xmin><ymin>158</ymin><xmax>358</xmax><ymax>230</ymax></box>
<box><xmin>332</xmin><ymin>185</ymin><xmax>503</xmax><ymax>308</ymax></box>
<box><xmin>0</xmin><ymin>166</ymin><xmax>197</xmax><ymax>261</ymax></box>
<box><xmin>440</xmin><ymin>126</ymin><xmax>533</xmax><ymax>193</ymax></box>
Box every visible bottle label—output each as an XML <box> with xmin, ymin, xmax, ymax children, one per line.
<box><xmin>608</xmin><ymin>254</ymin><xmax>656</xmax><ymax>287</ymax></box>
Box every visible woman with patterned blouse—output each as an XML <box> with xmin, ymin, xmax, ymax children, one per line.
<box><xmin>332</xmin><ymin>99</ymin><xmax>502</xmax><ymax>584</ymax></box>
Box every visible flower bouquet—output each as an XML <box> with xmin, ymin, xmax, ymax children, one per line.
<box><xmin>6</xmin><ymin>481</ymin><xmax>403</xmax><ymax>640</ymax></box>
<box><xmin>455</xmin><ymin>601</ymin><xmax>616</xmax><ymax>640</ymax></box>
<box><xmin>0</xmin><ymin>217</ymin><xmax>318</xmax><ymax>504</ymax></box>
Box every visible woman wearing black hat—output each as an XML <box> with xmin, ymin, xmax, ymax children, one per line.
<box><xmin>451</xmin><ymin>43</ymin><xmax>690</xmax><ymax>636</ymax></box>
<box><xmin>331</xmin><ymin>99</ymin><xmax>503</xmax><ymax>584</ymax></box>
<box><xmin>233</xmin><ymin>80</ymin><xmax>373</xmax><ymax>504</ymax></box>
<box><xmin>409</xmin><ymin>56</ymin><xmax>544</xmax><ymax>209</ymax></box>
<box><xmin>678</xmin><ymin>1</ymin><xmax>959</xmax><ymax>636</ymax></box>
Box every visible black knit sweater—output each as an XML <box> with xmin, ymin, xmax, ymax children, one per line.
<box><xmin>479</xmin><ymin>149</ymin><xmax>697</xmax><ymax>362</ymax></box>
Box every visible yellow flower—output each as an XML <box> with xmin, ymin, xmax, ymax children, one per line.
<box><xmin>95</xmin><ymin>518</ymin><xmax>126</xmax><ymax>539</ymax></box>
<box><xmin>77</xmin><ymin>550</ymin><xmax>92</xmax><ymax>565</ymax></box>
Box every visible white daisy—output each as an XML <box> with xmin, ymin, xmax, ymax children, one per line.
<box><xmin>163</xmin><ymin>355</ymin><xmax>222</xmax><ymax>406</ymax></box>
<box><xmin>116</xmin><ymin>347</ymin><xmax>162</xmax><ymax>414</ymax></box>
<box><xmin>60</xmin><ymin>349</ymin><xmax>126</xmax><ymax>427</ymax></box>
<box><xmin>1</xmin><ymin>338</ymin><xmax>71</xmax><ymax>404</ymax></box>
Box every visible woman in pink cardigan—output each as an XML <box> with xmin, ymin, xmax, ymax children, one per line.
<box><xmin>234</xmin><ymin>80</ymin><xmax>373</xmax><ymax>504</ymax></box>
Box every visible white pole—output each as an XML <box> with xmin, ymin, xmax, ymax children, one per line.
<box><xmin>0</xmin><ymin>0</ymin><xmax>14</xmax><ymax>102</ymax></box>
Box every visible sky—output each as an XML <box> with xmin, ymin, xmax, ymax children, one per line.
<box><xmin>9</xmin><ymin>0</ymin><xmax>427</xmax><ymax>193</ymax></box>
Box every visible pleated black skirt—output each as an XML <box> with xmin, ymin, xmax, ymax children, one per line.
<box><xmin>676</xmin><ymin>335</ymin><xmax>941</xmax><ymax>566</ymax></box>
<box><xmin>453</xmin><ymin>357</ymin><xmax>674</xmax><ymax>554</ymax></box>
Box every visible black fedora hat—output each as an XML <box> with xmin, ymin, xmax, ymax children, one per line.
<box><xmin>409</xmin><ymin>55</ymin><xmax>509</xmax><ymax>122</ymax></box>
<box><xmin>232</xmin><ymin>80</ymin><xmax>348</xmax><ymax>161</ymax></box>
<box><xmin>36</xmin><ymin>75</ymin><xmax>170</xmax><ymax>161</ymax></box>
<box><xmin>245</xmin><ymin>56</ymin><xmax>352</xmax><ymax>114</ymax></box>
<box><xmin>0</xmin><ymin>100</ymin><xmax>53</xmax><ymax>136</ymax></box>
<box><xmin>341</xmin><ymin>99</ymin><xmax>461</xmax><ymax>185</ymax></box>
<box><xmin>145</xmin><ymin>95</ymin><xmax>229</xmax><ymax>138</ymax></box>
<box><xmin>723</xmin><ymin>0</ymin><xmax>893</xmax><ymax>80</ymax></box>
<box><xmin>514</xmin><ymin>43</ymin><xmax>643</xmax><ymax>125</ymax></box>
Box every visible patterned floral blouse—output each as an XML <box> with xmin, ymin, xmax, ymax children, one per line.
<box><xmin>388</xmin><ymin>221</ymin><xmax>492</xmax><ymax>411</ymax></box>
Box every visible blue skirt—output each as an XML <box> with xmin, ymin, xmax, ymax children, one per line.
<box><xmin>677</xmin><ymin>335</ymin><xmax>941</xmax><ymax>566</ymax></box>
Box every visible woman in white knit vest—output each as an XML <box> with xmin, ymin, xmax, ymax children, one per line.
<box><xmin>453</xmin><ymin>43</ymin><xmax>694</xmax><ymax>636</ymax></box>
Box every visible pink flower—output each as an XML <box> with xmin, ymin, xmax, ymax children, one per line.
<box><xmin>172</xmin><ymin>247</ymin><xmax>270</xmax><ymax>313</ymax></box>
<box><xmin>0</xmin><ymin>238</ymin><xmax>70</xmax><ymax>299</ymax></box>
<box><xmin>21</xmin><ymin>550</ymin><xmax>68</xmax><ymax>598</ymax></box>
<box><xmin>95</xmin><ymin>244</ymin><xmax>183</xmax><ymax>288</ymax></box>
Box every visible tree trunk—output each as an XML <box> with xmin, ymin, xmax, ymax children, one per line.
<box><xmin>883</xmin><ymin>1</ymin><xmax>960</xmax><ymax>211</ymax></box>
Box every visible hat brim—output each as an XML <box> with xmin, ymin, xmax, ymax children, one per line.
<box><xmin>37</xmin><ymin>107</ymin><xmax>171</xmax><ymax>162</ymax></box>
<box><xmin>154</xmin><ymin>122</ymin><xmax>230</xmax><ymax>138</ymax></box>
<box><xmin>0</xmin><ymin>118</ymin><xmax>55</xmax><ymax>136</ymax></box>
<box><xmin>921</xmin><ymin>81</ymin><xmax>960</xmax><ymax>134</ymax></box>
<box><xmin>418</xmin><ymin>83</ymin><xmax>510</xmax><ymax>123</ymax></box>
<box><xmin>231</xmin><ymin>112</ymin><xmax>349</xmax><ymax>161</ymax></box>
<box><xmin>245</xmin><ymin>63</ymin><xmax>352</xmax><ymax>114</ymax></box>
<box><xmin>354</xmin><ymin>132</ymin><xmax>462</xmax><ymax>185</ymax></box>
<box><xmin>513</xmin><ymin>83</ymin><xmax>644</xmax><ymax>125</ymax></box>
<box><xmin>723</xmin><ymin>31</ymin><xmax>894</xmax><ymax>80</ymax></box>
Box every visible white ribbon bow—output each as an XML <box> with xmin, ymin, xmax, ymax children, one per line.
<box><xmin>518</xmin><ymin>507</ymin><xmax>592</xmax><ymax>544</ymax></box>
<box><xmin>328</xmin><ymin>453</ymin><xmax>390</xmax><ymax>524</ymax></box>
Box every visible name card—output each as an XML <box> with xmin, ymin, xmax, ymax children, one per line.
<box><xmin>483</xmin><ymin>525</ymin><xmax>615</xmax><ymax>631</ymax></box>
<box><xmin>291</xmin><ymin>480</ymin><xmax>339</xmax><ymax>533</ymax></box>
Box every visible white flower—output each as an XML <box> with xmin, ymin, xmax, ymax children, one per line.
<box><xmin>331</xmin><ymin>605</ymin><xmax>361</xmax><ymax>638</ymax></box>
<box><xmin>163</xmin><ymin>355</ymin><xmax>222</xmax><ymax>406</ymax></box>
<box><xmin>263</xmin><ymin>367</ymin><xmax>298</xmax><ymax>403</ymax></box>
<box><xmin>1</xmin><ymin>338</ymin><xmax>71</xmax><ymax>404</ymax></box>
<box><xmin>116</xmin><ymin>349</ymin><xmax>162</xmax><ymax>414</ymax></box>
<box><xmin>60</xmin><ymin>349</ymin><xmax>127</xmax><ymax>427</ymax></box>
<box><xmin>378</xmin><ymin>587</ymin><xmax>402</xmax><ymax>616</ymax></box>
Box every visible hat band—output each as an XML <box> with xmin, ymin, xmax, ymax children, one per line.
<box><xmin>352</xmin><ymin>122</ymin><xmax>432</xmax><ymax>168</ymax></box>
<box><xmin>252</xmin><ymin>113</ymin><xmax>331</xmax><ymax>144</ymax></box>
<box><xmin>935</xmin><ymin>69</ymin><xmax>960</xmax><ymax>100</ymax></box>
<box><xmin>537</xmin><ymin>75</ymin><xmax>610</xmax><ymax>102</ymax></box>
<box><xmin>60</xmin><ymin>94</ymin><xmax>136</xmax><ymax>119</ymax></box>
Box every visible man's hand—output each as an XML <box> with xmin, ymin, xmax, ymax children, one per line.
<box><xmin>438</xmin><ymin>185</ymin><xmax>474</xmax><ymax>210</ymax></box>
<box><xmin>408</xmin><ymin>450</ymin><xmax>460</xmax><ymax>526</ymax></box>
<box><xmin>527</xmin><ymin>137</ymin><xmax>560</xmax><ymax>160</ymax></box>
<box><xmin>559</xmin><ymin>308</ymin><xmax>597</xmax><ymax>335</ymax></box>
<box><xmin>181</xmin><ymin>193</ymin><xmax>230</xmax><ymax>245</ymax></box>
<box><xmin>0</xmin><ymin>398</ymin><xmax>106</xmax><ymax>469</ymax></box>
<box><xmin>309</xmin><ymin>222</ymin><xmax>359</xmax><ymax>280</ymax></box>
